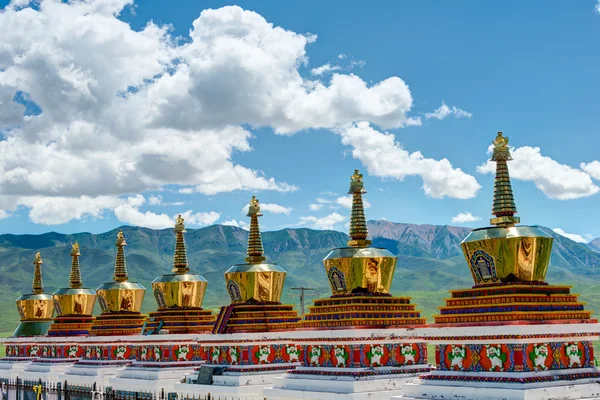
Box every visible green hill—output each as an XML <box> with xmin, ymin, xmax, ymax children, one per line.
<box><xmin>1</xmin><ymin>221</ymin><xmax>599</xmax><ymax>333</ymax></box>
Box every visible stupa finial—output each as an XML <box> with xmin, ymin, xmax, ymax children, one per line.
<box><xmin>69</xmin><ymin>242</ymin><xmax>83</xmax><ymax>289</ymax></box>
<box><xmin>246</xmin><ymin>196</ymin><xmax>266</xmax><ymax>264</ymax></box>
<box><xmin>348</xmin><ymin>169</ymin><xmax>371</xmax><ymax>247</ymax></box>
<box><xmin>490</xmin><ymin>132</ymin><xmax>520</xmax><ymax>228</ymax></box>
<box><xmin>173</xmin><ymin>214</ymin><xmax>189</xmax><ymax>274</ymax></box>
<box><xmin>113</xmin><ymin>230</ymin><xmax>128</xmax><ymax>282</ymax></box>
<box><xmin>32</xmin><ymin>251</ymin><xmax>44</xmax><ymax>294</ymax></box>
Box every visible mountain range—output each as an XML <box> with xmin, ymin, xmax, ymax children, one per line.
<box><xmin>1</xmin><ymin>220</ymin><xmax>599</xmax><ymax>333</ymax></box>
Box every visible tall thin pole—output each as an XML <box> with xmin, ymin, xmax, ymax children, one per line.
<box><xmin>290</xmin><ymin>287</ymin><xmax>316</xmax><ymax>315</ymax></box>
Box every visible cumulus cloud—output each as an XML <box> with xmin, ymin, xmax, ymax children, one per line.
<box><xmin>335</xmin><ymin>195</ymin><xmax>371</xmax><ymax>209</ymax></box>
<box><xmin>311</xmin><ymin>63</ymin><xmax>341</xmax><ymax>76</ymax></box>
<box><xmin>0</xmin><ymin>2</ymin><xmax>427</xmax><ymax>225</ymax></box>
<box><xmin>581</xmin><ymin>161</ymin><xmax>600</xmax><ymax>181</ymax></box>
<box><xmin>477</xmin><ymin>146</ymin><xmax>599</xmax><ymax>200</ymax></box>
<box><xmin>552</xmin><ymin>228</ymin><xmax>588</xmax><ymax>244</ymax></box>
<box><xmin>451</xmin><ymin>212</ymin><xmax>481</xmax><ymax>224</ymax></box>
<box><xmin>114</xmin><ymin>195</ymin><xmax>220</xmax><ymax>229</ymax></box>
<box><xmin>308</xmin><ymin>203</ymin><xmax>323</xmax><ymax>211</ymax></box>
<box><xmin>299</xmin><ymin>212</ymin><xmax>345</xmax><ymax>230</ymax></box>
<box><xmin>0</xmin><ymin>210</ymin><xmax>9</xmax><ymax>220</ymax></box>
<box><xmin>19</xmin><ymin>195</ymin><xmax>123</xmax><ymax>225</ymax></box>
<box><xmin>339</xmin><ymin>122</ymin><xmax>481</xmax><ymax>199</ymax></box>
<box><xmin>222</xmin><ymin>219</ymin><xmax>249</xmax><ymax>230</ymax></box>
<box><xmin>242</xmin><ymin>202</ymin><xmax>291</xmax><ymax>215</ymax></box>
<box><xmin>425</xmin><ymin>101</ymin><xmax>472</xmax><ymax>120</ymax></box>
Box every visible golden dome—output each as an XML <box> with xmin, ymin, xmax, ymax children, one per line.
<box><xmin>151</xmin><ymin>215</ymin><xmax>209</xmax><ymax>309</ymax></box>
<box><xmin>96</xmin><ymin>230</ymin><xmax>146</xmax><ymax>313</ymax></box>
<box><xmin>323</xmin><ymin>170</ymin><xmax>397</xmax><ymax>295</ymax></box>
<box><xmin>460</xmin><ymin>132</ymin><xmax>553</xmax><ymax>285</ymax></box>
<box><xmin>224</xmin><ymin>196</ymin><xmax>287</xmax><ymax>304</ymax></box>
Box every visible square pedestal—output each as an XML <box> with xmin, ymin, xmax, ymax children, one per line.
<box><xmin>264</xmin><ymin>366</ymin><xmax>423</xmax><ymax>400</ymax></box>
<box><xmin>109</xmin><ymin>365</ymin><xmax>200</xmax><ymax>393</ymax></box>
<box><xmin>398</xmin><ymin>378</ymin><xmax>600</xmax><ymax>400</ymax></box>
<box><xmin>59</xmin><ymin>361</ymin><xmax>130</xmax><ymax>386</ymax></box>
<box><xmin>174</xmin><ymin>364</ymin><xmax>296</xmax><ymax>400</ymax></box>
<box><xmin>19</xmin><ymin>360</ymin><xmax>78</xmax><ymax>383</ymax></box>
<box><xmin>0</xmin><ymin>359</ymin><xmax>31</xmax><ymax>380</ymax></box>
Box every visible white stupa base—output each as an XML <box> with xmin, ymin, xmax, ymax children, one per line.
<box><xmin>109</xmin><ymin>365</ymin><xmax>198</xmax><ymax>393</ymax></box>
<box><xmin>399</xmin><ymin>370</ymin><xmax>600</xmax><ymax>400</ymax></box>
<box><xmin>19</xmin><ymin>359</ymin><xmax>78</xmax><ymax>383</ymax></box>
<box><xmin>0</xmin><ymin>359</ymin><xmax>31</xmax><ymax>380</ymax></box>
<box><xmin>174</xmin><ymin>363</ymin><xmax>296</xmax><ymax>400</ymax></box>
<box><xmin>59</xmin><ymin>361</ymin><xmax>129</xmax><ymax>386</ymax></box>
<box><xmin>263</xmin><ymin>367</ymin><xmax>422</xmax><ymax>400</ymax></box>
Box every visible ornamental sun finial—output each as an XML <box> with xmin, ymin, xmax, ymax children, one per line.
<box><xmin>71</xmin><ymin>242</ymin><xmax>80</xmax><ymax>256</ymax></box>
<box><xmin>247</xmin><ymin>195</ymin><xmax>263</xmax><ymax>217</ymax></box>
<box><xmin>115</xmin><ymin>229</ymin><xmax>126</xmax><ymax>247</ymax></box>
<box><xmin>175</xmin><ymin>214</ymin><xmax>186</xmax><ymax>233</ymax></box>
<box><xmin>491</xmin><ymin>131</ymin><xmax>512</xmax><ymax>161</ymax></box>
<box><xmin>34</xmin><ymin>251</ymin><xmax>43</xmax><ymax>265</ymax></box>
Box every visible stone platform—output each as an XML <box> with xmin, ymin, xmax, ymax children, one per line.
<box><xmin>213</xmin><ymin>303</ymin><xmax>300</xmax><ymax>333</ymax></box>
<box><xmin>47</xmin><ymin>316</ymin><xmax>95</xmax><ymax>337</ymax></box>
<box><xmin>89</xmin><ymin>312</ymin><xmax>147</xmax><ymax>336</ymax></box>
<box><xmin>303</xmin><ymin>293</ymin><xmax>426</xmax><ymax>329</ymax></box>
<box><xmin>146</xmin><ymin>308</ymin><xmax>215</xmax><ymax>334</ymax></box>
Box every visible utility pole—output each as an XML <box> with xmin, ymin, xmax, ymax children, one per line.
<box><xmin>290</xmin><ymin>287</ymin><xmax>316</xmax><ymax>315</ymax></box>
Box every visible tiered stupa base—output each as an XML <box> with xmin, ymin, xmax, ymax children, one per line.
<box><xmin>404</xmin><ymin>281</ymin><xmax>600</xmax><ymax>400</ymax></box>
<box><xmin>433</xmin><ymin>282</ymin><xmax>594</xmax><ymax>325</ymax></box>
<box><xmin>213</xmin><ymin>302</ymin><xmax>300</xmax><ymax>334</ymax></box>
<box><xmin>89</xmin><ymin>312</ymin><xmax>147</xmax><ymax>336</ymax></box>
<box><xmin>303</xmin><ymin>293</ymin><xmax>426</xmax><ymax>329</ymax></box>
<box><xmin>13</xmin><ymin>320</ymin><xmax>53</xmax><ymax>337</ymax></box>
<box><xmin>146</xmin><ymin>308</ymin><xmax>215</xmax><ymax>334</ymax></box>
<box><xmin>47</xmin><ymin>315</ymin><xmax>95</xmax><ymax>336</ymax></box>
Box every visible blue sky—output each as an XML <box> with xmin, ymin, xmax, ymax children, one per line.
<box><xmin>0</xmin><ymin>0</ymin><xmax>599</xmax><ymax>243</ymax></box>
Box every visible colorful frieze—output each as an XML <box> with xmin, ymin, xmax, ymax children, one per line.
<box><xmin>303</xmin><ymin>343</ymin><xmax>425</xmax><ymax>368</ymax></box>
<box><xmin>437</xmin><ymin>341</ymin><xmax>594</xmax><ymax>373</ymax></box>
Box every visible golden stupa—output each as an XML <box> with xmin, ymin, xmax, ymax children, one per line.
<box><xmin>303</xmin><ymin>169</ymin><xmax>425</xmax><ymax>329</ymax></box>
<box><xmin>13</xmin><ymin>252</ymin><xmax>54</xmax><ymax>337</ymax></box>
<box><xmin>322</xmin><ymin>169</ymin><xmax>396</xmax><ymax>294</ymax></box>
<box><xmin>213</xmin><ymin>196</ymin><xmax>300</xmax><ymax>333</ymax></box>
<box><xmin>460</xmin><ymin>132</ymin><xmax>553</xmax><ymax>284</ymax></box>
<box><xmin>434</xmin><ymin>132</ymin><xmax>592</xmax><ymax>324</ymax></box>
<box><xmin>224</xmin><ymin>196</ymin><xmax>286</xmax><ymax>303</ymax></box>
<box><xmin>147</xmin><ymin>215</ymin><xmax>215</xmax><ymax>334</ymax></box>
<box><xmin>90</xmin><ymin>230</ymin><xmax>148</xmax><ymax>336</ymax></box>
<box><xmin>48</xmin><ymin>242</ymin><xmax>97</xmax><ymax>336</ymax></box>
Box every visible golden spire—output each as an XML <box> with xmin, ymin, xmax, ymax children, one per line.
<box><xmin>173</xmin><ymin>214</ymin><xmax>190</xmax><ymax>274</ymax></box>
<box><xmin>69</xmin><ymin>242</ymin><xmax>83</xmax><ymax>289</ymax></box>
<box><xmin>490</xmin><ymin>132</ymin><xmax>520</xmax><ymax>227</ymax></box>
<box><xmin>348</xmin><ymin>169</ymin><xmax>372</xmax><ymax>247</ymax></box>
<box><xmin>113</xmin><ymin>230</ymin><xmax>128</xmax><ymax>282</ymax></box>
<box><xmin>246</xmin><ymin>196</ymin><xmax>266</xmax><ymax>264</ymax></box>
<box><xmin>32</xmin><ymin>252</ymin><xmax>44</xmax><ymax>294</ymax></box>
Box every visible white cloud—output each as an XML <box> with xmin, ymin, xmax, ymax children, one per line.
<box><xmin>19</xmin><ymin>195</ymin><xmax>123</xmax><ymax>225</ymax></box>
<box><xmin>222</xmin><ymin>219</ymin><xmax>249</xmax><ymax>230</ymax></box>
<box><xmin>477</xmin><ymin>146</ymin><xmax>599</xmax><ymax>200</ymax></box>
<box><xmin>339</xmin><ymin>122</ymin><xmax>481</xmax><ymax>199</ymax></box>
<box><xmin>311</xmin><ymin>63</ymin><xmax>341</xmax><ymax>76</ymax></box>
<box><xmin>178</xmin><ymin>188</ymin><xmax>194</xmax><ymax>195</ymax></box>
<box><xmin>299</xmin><ymin>212</ymin><xmax>345</xmax><ymax>230</ymax></box>
<box><xmin>148</xmin><ymin>195</ymin><xmax>162</xmax><ymax>205</ymax></box>
<box><xmin>335</xmin><ymin>195</ymin><xmax>371</xmax><ymax>209</ymax></box>
<box><xmin>0</xmin><ymin>3</ymin><xmax>425</xmax><ymax>225</ymax></box>
<box><xmin>596</xmin><ymin>0</ymin><xmax>600</xmax><ymax>14</ymax></box>
<box><xmin>308</xmin><ymin>203</ymin><xmax>323</xmax><ymax>211</ymax></box>
<box><xmin>337</xmin><ymin>54</ymin><xmax>346</xmax><ymax>59</ymax></box>
<box><xmin>452</xmin><ymin>212</ymin><xmax>481</xmax><ymax>224</ymax></box>
<box><xmin>242</xmin><ymin>202</ymin><xmax>291</xmax><ymax>215</ymax></box>
<box><xmin>425</xmin><ymin>101</ymin><xmax>472</xmax><ymax>120</ymax></box>
<box><xmin>180</xmin><ymin>210</ymin><xmax>220</xmax><ymax>226</ymax></box>
<box><xmin>0</xmin><ymin>210</ymin><xmax>10</xmax><ymax>220</ymax></box>
<box><xmin>581</xmin><ymin>161</ymin><xmax>600</xmax><ymax>181</ymax></box>
<box><xmin>552</xmin><ymin>228</ymin><xmax>588</xmax><ymax>244</ymax></box>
